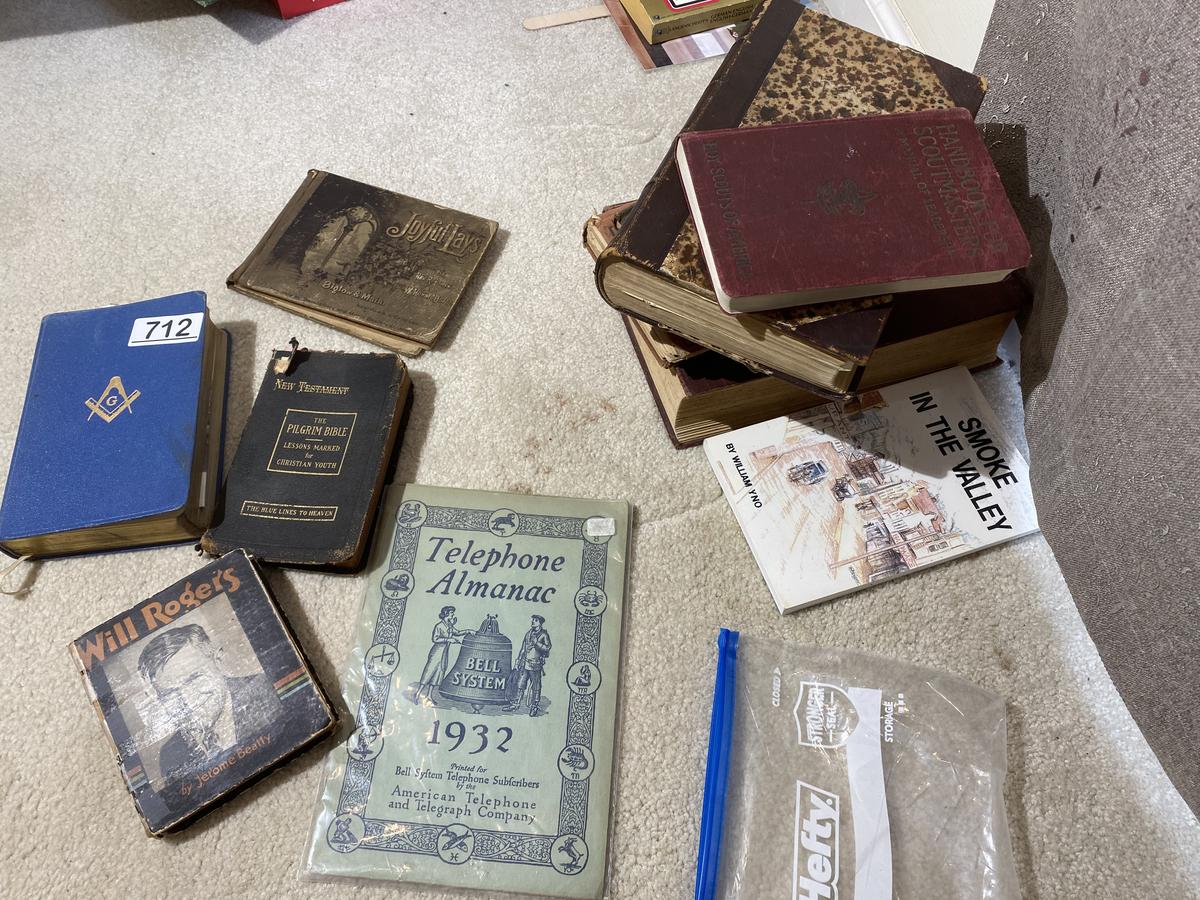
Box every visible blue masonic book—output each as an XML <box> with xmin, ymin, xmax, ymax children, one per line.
<box><xmin>0</xmin><ymin>292</ymin><xmax>230</xmax><ymax>557</ymax></box>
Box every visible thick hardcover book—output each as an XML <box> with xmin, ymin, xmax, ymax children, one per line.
<box><xmin>677</xmin><ymin>110</ymin><xmax>1030</xmax><ymax>312</ymax></box>
<box><xmin>705</xmin><ymin>367</ymin><xmax>1038</xmax><ymax>612</ymax></box>
<box><xmin>595</xmin><ymin>0</ymin><xmax>987</xmax><ymax>393</ymax></box>
<box><xmin>586</xmin><ymin>204</ymin><xmax>1022</xmax><ymax>447</ymax></box>
<box><xmin>229</xmin><ymin>171</ymin><xmax>497</xmax><ymax>356</ymax></box>
<box><xmin>303</xmin><ymin>484</ymin><xmax>630</xmax><ymax>898</ymax></box>
<box><xmin>589</xmin><ymin>201</ymin><xmax>890</xmax><ymax>396</ymax></box>
<box><xmin>585</xmin><ymin>202</ymin><xmax>707</xmax><ymax>367</ymax></box>
<box><xmin>70</xmin><ymin>550</ymin><xmax>337</xmax><ymax>835</ymax></box>
<box><xmin>201</xmin><ymin>349</ymin><xmax>411</xmax><ymax>571</ymax></box>
<box><xmin>618</xmin><ymin>0</ymin><xmax>754</xmax><ymax>44</ymax></box>
<box><xmin>626</xmin><ymin>286</ymin><xmax>1019</xmax><ymax>448</ymax></box>
<box><xmin>0</xmin><ymin>292</ymin><xmax>228</xmax><ymax>558</ymax></box>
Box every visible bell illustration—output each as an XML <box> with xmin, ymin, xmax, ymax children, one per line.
<box><xmin>439</xmin><ymin>615</ymin><xmax>513</xmax><ymax>713</ymax></box>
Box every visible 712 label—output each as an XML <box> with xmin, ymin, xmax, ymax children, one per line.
<box><xmin>128</xmin><ymin>312</ymin><xmax>204</xmax><ymax>347</ymax></box>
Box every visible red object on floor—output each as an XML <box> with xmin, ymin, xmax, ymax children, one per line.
<box><xmin>274</xmin><ymin>0</ymin><xmax>346</xmax><ymax>18</ymax></box>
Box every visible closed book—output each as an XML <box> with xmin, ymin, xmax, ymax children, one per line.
<box><xmin>586</xmin><ymin>204</ymin><xmax>1023</xmax><ymax>447</ymax></box>
<box><xmin>302</xmin><ymin>484</ymin><xmax>630</xmax><ymax>897</ymax></box>
<box><xmin>618</xmin><ymin>0</ymin><xmax>754</xmax><ymax>44</ymax></box>
<box><xmin>70</xmin><ymin>550</ymin><xmax>337</xmax><ymax>835</ymax></box>
<box><xmin>595</xmin><ymin>0</ymin><xmax>987</xmax><ymax>394</ymax></box>
<box><xmin>677</xmin><ymin>110</ymin><xmax>1030</xmax><ymax>312</ymax></box>
<box><xmin>704</xmin><ymin>367</ymin><xmax>1039</xmax><ymax>612</ymax></box>
<box><xmin>201</xmin><ymin>348</ymin><xmax>411</xmax><ymax>571</ymax></box>
<box><xmin>625</xmin><ymin>280</ymin><xmax>1021</xmax><ymax>447</ymax></box>
<box><xmin>0</xmin><ymin>292</ymin><xmax>229</xmax><ymax>558</ymax></box>
<box><xmin>229</xmin><ymin>170</ymin><xmax>497</xmax><ymax>356</ymax></box>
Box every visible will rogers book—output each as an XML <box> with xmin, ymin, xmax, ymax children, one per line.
<box><xmin>705</xmin><ymin>367</ymin><xmax>1038</xmax><ymax>612</ymax></box>
<box><xmin>201</xmin><ymin>348</ymin><xmax>411</xmax><ymax>571</ymax></box>
<box><xmin>70</xmin><ymin>550</ymin><xmax>336</xmax><ymax>836</ymax></box>
<box><xmin>677</xmin><ymin>109</ymin><xmax>1030</xmax><ymax>312</ymax></box>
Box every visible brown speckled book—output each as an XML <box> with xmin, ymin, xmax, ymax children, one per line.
<box><xmin>595</xmin><ymin>0</ymin><xmax>987</xmax><ymax>395</ymax></box>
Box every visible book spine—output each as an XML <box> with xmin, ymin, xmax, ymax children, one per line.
<box><xmin>598</xmin><ymin>0</ymin><xmax>785</xmax><ymax>279</ymax></box>
<box><xmin>620</xmin><ymin>0</ymin><xmax>659</xmax><ymax>43</ymax></box>
<box><xmin>619</xmin><ymin>307</ymin><xmax>848</xmax><ymax>400</ymax></box>
<box><xmin>650</xmin><ymin>0</ymin><xmax>755</xmax><ymax>42</ymax></box>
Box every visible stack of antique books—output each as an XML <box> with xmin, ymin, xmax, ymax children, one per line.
<box><xmin>586</xmin><ymin>0</ymin><xmax>1030</xmax><ymax>447</ymax></box>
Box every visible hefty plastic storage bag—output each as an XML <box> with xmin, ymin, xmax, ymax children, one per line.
<box><xmin>696</xmin><ymin>630</ymin><xmax>1021</xmax><ymax>900</ymax></box>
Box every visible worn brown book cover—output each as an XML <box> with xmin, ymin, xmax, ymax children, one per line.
<box><xmin>229</xmin><ymin>171</ymin><xmax>497</xmax><ymax>356</ymax></box>
<box><xmin>589</xmin><ymin>203</ymin><xmax>1020</xmax><ymax>447</ymax></box>
<box><xmin>595</xmin><ymin>0</ymin><xmax>987</xmax><ymax>390</ymax></box>
<box><xmin>585</xmin><ymin>202</ymin><xmax>707</xmax><ymax>367</ymax></box>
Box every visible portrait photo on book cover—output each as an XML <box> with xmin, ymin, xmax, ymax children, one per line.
<box><xmin>100</xmin><ymin>594</ymin><xmax>283</xmax><ymax>791</ymax></box>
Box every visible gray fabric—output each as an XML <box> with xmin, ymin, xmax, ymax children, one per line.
<box><xmin>976</xmin><ymin>0</ymin><xmax>1200</xmax><ymax>815</ymax></box>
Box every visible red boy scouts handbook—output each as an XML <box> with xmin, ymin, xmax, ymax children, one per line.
<box><xmin>676</xmin><ymin>108</ymin><xmax>1031</xmax><ymax>313</ymax></box>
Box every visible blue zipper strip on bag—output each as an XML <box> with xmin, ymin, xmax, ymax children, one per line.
<box><xmin>695</xmin><ymin>628</ymin><xmax>739</xmax><ymax>900</ymax></box>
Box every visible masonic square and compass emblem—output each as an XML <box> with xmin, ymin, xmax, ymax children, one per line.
<box><xmin>85</xmin><ymin>375</ymin><xmax>141</xmax><ymax>423</ymax></box>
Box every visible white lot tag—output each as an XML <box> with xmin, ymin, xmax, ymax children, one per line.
<box><xmin>585</xmin><ymin>517</ymin><xmax>616</xmax><ymax>538</ymax></box>
<box><xmin>128</xmin><ymin>312</ymin><xmax>204</xmax><ymax>346</ymax></box>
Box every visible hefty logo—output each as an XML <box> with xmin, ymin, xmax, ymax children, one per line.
<box><xmin>793</xmin><ymin>781</ymin><xmax>840</xmax><ymax>900</ymax></box>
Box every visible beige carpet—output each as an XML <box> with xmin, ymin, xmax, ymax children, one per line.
<box><xmin>0</xmin><ymin>1</ymin><xmax>1197</xmax><ymax>898</ymax></box>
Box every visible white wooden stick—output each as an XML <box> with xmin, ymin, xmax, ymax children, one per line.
<box><xmin>522</xmin><ymin>4</ymin><xmax>609</xmax><ymax>30</ymax></box>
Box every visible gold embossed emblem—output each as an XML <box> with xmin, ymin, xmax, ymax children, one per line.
<box><xmin>85</xmin><ymin>375</ymin><xmax>141</xmax><ymax>422</ymax></box>
<box><xmin>809</xmin><ymin>179</ymin><xmax>878</xmax><ymax>217</ymax></box>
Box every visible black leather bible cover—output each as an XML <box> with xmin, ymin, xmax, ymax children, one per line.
<box><xmin>202</xmin><ymin>349</ymin><xmax>411</xmax><ymax>571</ymax></box>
